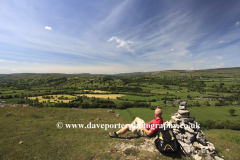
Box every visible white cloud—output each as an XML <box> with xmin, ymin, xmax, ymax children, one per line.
<box><xmin>236</xmin><ymin>21</ymin><xmax>240</xmax><ymax>26</ymax></box>
<box><xmin>171</xmin><ymin>49</ymin><xmax>174</xmax><ymax>51</ymax></box>
<box><xmin>219</xmin><ymin>40</ymin><xmax>231</xmax><ymax>44</ymax></box>
<box><xmin>108</xmin><ymin>36</ymin><xmax>137</xmax><ymax>52</ymax></box>
<box><xmin>12</xmin><ymin>69</ymin><xmax>21</xmax><ymax>72</ymax></box>
<box><xmin>216</xmin><ymin>56</ymin><xmax>223</xmax><ymax>59</ymax></box>
<box><xmin>45</xmin><ymin>26</ymin><xmax>53</xmax><ymax>30</ymax></box>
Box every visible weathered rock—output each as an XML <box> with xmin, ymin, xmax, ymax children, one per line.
<box><xmin>192</xmin><ymin>154</ymin><xmax>202</xmax><ymax>160</ymax></box>
<box><xmin>180</xmin><ymin>118</ymin><xmax>190</xmax><ymax>123</ymax></box>
<box><xmin>198</xmin><ymin>143</ymin><xmax>208</xmax><ymax>151</ymax></box>
<box><xmin>178</xmin><ymin>141</ymin><xmax>194</xmax><ymax>155</ymax></box>
<box><xmin>179</xmin><ymin>106</ymin><xmax>186</xmax><ymax>110</ymax></box>
<box><xmin>185</xmin><ymin>127</ymin><xmax>195</xmax><ymax>134</ymax></box>
<box><xmin>173</xmin><ymin>129</ymin><xmax>180</xmax><ymax>135</ymax></box>
<box><xmin>173</xmin><ymin>125</ymin><xmax>179</xmax><ymax>130</ymax></box>
<box><xmin>184</xmin><ymin>139</ymin><xmax>191</xmax><ymax>144</ymax></box>
<box><xmin>175</xmin><ymin>113</ymin><xmax>184</xmax><ymax>118</ymax></box>
<box><xmin>193</xmin><ymin>141</ymin><xmax>201</xmax><ymax>150</ymax></box>
<box><xmin>179</xmin><ymin>121</ymin><xmax>185</xmax><ymax>127</ymax></box>
<box><xmin>169</xmin><ymin>102</ymin><xmax>216</xmax><ymax>158</ymax></box>
<box><xmin>107</xmin><ymin>110</ymin><xmax>115</xmax><ymax>113</ymax></box>
<box><xmin>170</xmin><ymin>116</ymin><xmax>181</xmax><ymax>124</ymax></box>
<box><xmin>196</xmin><ymin>130</ymin><xmax>206</xmax><ymax>145</ymax></box>
<box><xmin>180</xmin><ymin>102</ymin><xmax>187</xmax><ymax>106</ymax></box>
<box><xmin>215</xmin><ymin>156</ymin><xmax>224</xmax><ymax>160</ymax></box>
<box><xmin>176</xmin><ymin>134</ymin><xmax>184</xmax><ymax>141</ymax></box>
<box><xmin>185</xmin><ymin>132</ymin><xmax>195</xmax><ymax>141</ymax></box>
<box><xmin>204</xmin><ymin>155</ymin><xmax>214</xmax><ymax>160</ymax></box>
<box><xmin>206</xmin><ymin>142</ymin><xmax>215</xmax><ymax>151</ymax></box>
<box><xmin>178</xmin><ymin>109</ymin><xmax>190</xmax><ymax>115</ymax></box>
<box><xmin>188</xmin><ymin>117</ymin><xmax>195</xmax><ymax>123</ymax></box>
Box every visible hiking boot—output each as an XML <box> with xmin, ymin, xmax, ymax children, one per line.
<box><xmin>109</xmin><ymin>132</ymin><xmax>118</xmax><ymax>138</ymax></box>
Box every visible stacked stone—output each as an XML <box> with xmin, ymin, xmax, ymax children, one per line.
<box><xmin>164</xmin><ymin>102</ymin><xmax>217</xmax><ymax>160</ymax></box>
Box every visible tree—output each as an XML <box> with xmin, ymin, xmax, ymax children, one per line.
<box><xmin>228</xmin><ymin>108</ymin><xmax>236</xmax><ymax>116</ymax></box>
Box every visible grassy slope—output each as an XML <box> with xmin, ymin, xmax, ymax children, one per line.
<box><xmin>1</xmin><ymin>107</ymin><xmax>240</xmax><ymax>160</ymax></box>
<box><xmin>0</xmin><ymin>107</ymin><xmax>126</xmax><ymax>160</ymax></box>
<box><xmin>204</xmin><ymin>129</ymin><xmax>240</xmax><ymax>160</ymax></box>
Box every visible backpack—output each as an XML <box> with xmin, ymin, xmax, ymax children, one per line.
<box><xmin>154</xmin><ymin>129</ymin><xmax>178</xmax><ymax>152</ymax></box>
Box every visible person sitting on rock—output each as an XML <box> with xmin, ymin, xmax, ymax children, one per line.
<box><xmin>109</xmin><ymin>107</ymin><xmax>163</xmax><ymax>137</ymax></box>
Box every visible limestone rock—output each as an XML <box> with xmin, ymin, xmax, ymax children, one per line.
<box><xmin>184</xmin><ymin>139</ymin><xmax>191</xmax><ymax>144</ymax></box>
<box><xmin>193</xmin><ymin>141</ymin><xmax>201</xmax><ymax>150</ymax></box>
<box><xmin>179</xmin><ymin>106</ymin><xmax>186</xmax><ymax>110</ymax></box>
<box><xmin>202</xmin><ymin>153</ymin><xmax>213</xmax><ymax>160</ymax></box>
<box><xmin>196</xmin><ymin>131</ymin><xmax>206</xmax><ymax>145</ymax></box>
<box><xmin>168</xmin><ymin>102</ymin><xmax>216</xmax><ymax>158</ymax></box>
<box><xmin>176</xmin><ymin>134</ymin><xmax>184</xmax><ymax>141</ymax></box>
<box><xmin>206</xmin><ymin>142</ymin><xmax>215</xmax><ymax>151</ymax></box>
<box><xmin>178</xmin><ymin>141</ymin><xmax>194</xmax><ymax>155</ymax></box>
<box><xmin>188</xmin><ymin>117</ymin><xmax>195</xmax><ymax>123</ymax></box>
<box><xmin>180</xmin><ymin>118</ymin><xmax>190</xmax><ymax>123</ymax></box>
<box><xmin>170</xmin><ymin>116</ymin><xmax>181</xmax><ymax>124</ymax></box>
<box><xmin>215</xmin><ymin>156</ymin><xmax>224</xmax><ymax>160</ymax></box>
<box><xmin>178</xmin><ymin>109</ymin><xmax>190</xmax><ymax>115</ymax></box>
<box><xmin>180</xmin><ymin>102</ymin><xmax>186</xmax><ymax>106</ymax></box>
<box><xmin>185</xmin><ymin>127</ymin><xmax>195</xmax><ymax>134</ymax></box>
<box><xmin>185</xmin><ymin>132</ymin><xmax>195</xmax><ymax>141</ymax></box>
<box><xmin>192</xmin><ymin>154</ymin><xmax>202</xmax><ymax>160</ymax></box>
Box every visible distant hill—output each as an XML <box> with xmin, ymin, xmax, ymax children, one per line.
<box><xmin>1</xmin><ymin>67</ymin><xmax>240</xmax><ymax>78</ymax></box>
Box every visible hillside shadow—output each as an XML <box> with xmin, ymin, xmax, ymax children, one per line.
<box><xmin>231</xmin><ymin>115</ymin><xmax>238</xmax><ymax>116</ymax></box>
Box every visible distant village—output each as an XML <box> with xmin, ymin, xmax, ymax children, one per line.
<box><xmin>0</xmin><ymin>101</ymin><xmax>29</xmax><ymax>108</ymax></box>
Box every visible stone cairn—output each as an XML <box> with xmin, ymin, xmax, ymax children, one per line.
<box><xmin>163</xmin><ymin>102</ymin><xmax>219</xmax><ymax>160</ymax></box>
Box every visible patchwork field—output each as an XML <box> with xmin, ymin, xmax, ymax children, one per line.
<box><xmin>115</xmin><ymin>106</ymin><xmax>240</xmax><ymax>123</ymax></box>
<box><xmin>83</xmin><ymin>90</ymin><xmax>111</xmax><ymax>93</ymax></box>
<box><xmin>75</xmin><ymin>94</ymin><xmax>125</xmax><ymax>99</ymax></box>
<box><xmin>27</xmin><ymin>95</ymin><xmax>77</xmax><ymax>103</ymax></box>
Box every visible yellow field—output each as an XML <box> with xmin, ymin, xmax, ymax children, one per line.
<box><xmin>75</xmin><ymin>94</ymin><xmax>125</xmax><ymax>99</ymax></box>
<box><xmin>27</xmin><ymin>95</ymin><xmax>77</xmax><ymax>103</ymax></box>
<box><xmin>83</xmin><ymin>90</ymin><xmax>111</xmax><ymax>93</ymax></box>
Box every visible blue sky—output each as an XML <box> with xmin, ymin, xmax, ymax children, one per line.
<box><xmin>0</xmin><ymin>0</ymin><xmax>240</xmax><ymax>74</ymax></box>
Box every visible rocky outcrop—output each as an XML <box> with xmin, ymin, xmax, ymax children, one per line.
<box><xmin>164</xmin><ymin>102</ymin><xmax>218</xmax><ymax>160</ymax></box>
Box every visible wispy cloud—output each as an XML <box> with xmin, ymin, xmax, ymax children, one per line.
<box><xmin>108</xmin><ymin>36</ymin><xmax>137</xmax><ymax>52</ymax></box>
<box><xmin>1</xmin><ymin>0</ymin><xmax>240</xmax><ymax>73</ymax></box>
<box><xmin>236</xmin><ymin>21</ymin><xmax>240</xmax><ymax>26</ymax></box>
<box><xmin>45</xmin><ymin>26</ymin><xmax>53</xmax><ymax>30</ymax></box>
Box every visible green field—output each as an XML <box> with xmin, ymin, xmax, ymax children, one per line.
<box><xmin>115</xmin><ymin>106</ymin><xmax>240</xmax><ymax>124</ymax></box>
